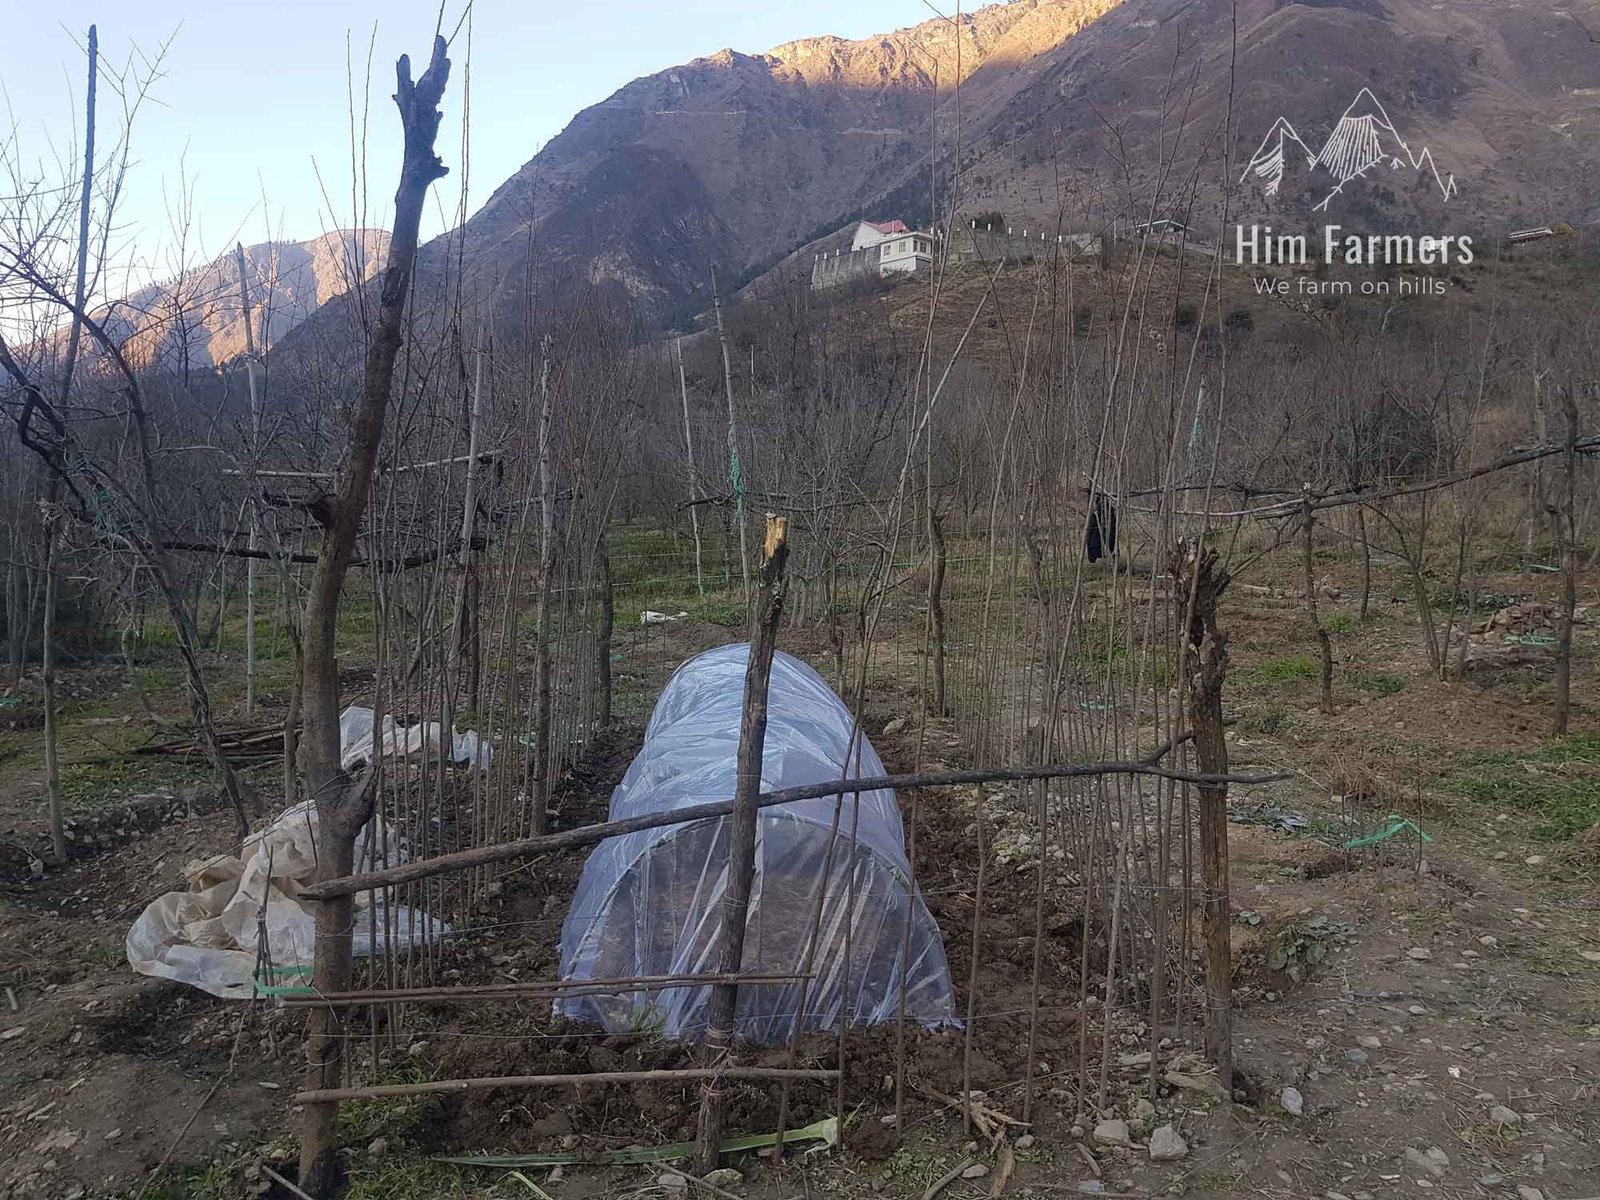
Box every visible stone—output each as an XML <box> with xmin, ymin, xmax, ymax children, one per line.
<box><xmin>1094</xmin><ymin>1119</ymin><xmax>1132</xmax><ymax>1147</ymax></box>
<box><xmin>1403</xmin><ymin>1147</ymin><xmax>1447</xmax><ymax>1178</ymax></box>
<box><xmin>1358</xmin><ymin>1036</ymin><xmax>1383</xmax><ymax>1049</ymax></box>
<box><xmin>1280</xmin><ymin>1086</ymin><xmax>1304</xmax><ymax>1116</ymax></box>
<box><xmin>1133</xmin><ymin>1099</ymin><xmax>1156</xmax><ymax>1121</ymax></box>
<box><xmin>1488</xmin><ymin>1105</ymin><xmax>1522</xmax><ymax>1127</ymax></box>
<box><xmin>1148</xmin><ymin>1124</ymin><xmax>1188</xmax><ymax>1161</ymax></box>
<box><xmin>1346</xmin><ymin>1049</ymin><xmax>1369</xmax><ymax>1066</ymax></box>
<box><xmin>1516</xmin><ymin>1188</ymin><xmax>1543</xmax><ymax>1200</ymax></box>
<box><xmin>1408</xmin><ymin>1005</ymin><xmax>1428</xmax><ymax>1016</ymax></box>
<box><xmin>1579</xmin><ymin>950</ymin><xmax>1600</xmax><ymax>964</ymax></box>
<box><xmin>1407</xmin><ymin>947</ymin><xmax>1433</xmax><ymax>961</ymax></box>
<box><xmin>1014</xmin><ymin>1134</ymin><xmax>1036</xmax><ymax>1150</ymax></box>
<box><xmin>960</xmin><ymin>1163</ymin><xmax>990</xmax><ymax>1180</ymax></box>
<box><xmin>658</xmin><ymin>1174</ymin><xmax>689</xmax><ymax>1192</ymax></box>
<box><xmin>704</xmin><ymin>1168</ymin><xmax>743</xmax><ymax>1188</ymax></box>
<box><xmin>1524</xmin><ymin>855</ymin><xmax>1546</xmax><ymax>866</ymax></box>
<box><xmin>367</xmin><ymin>1138</ymin><xmax>388</xmax><ymax>1155</ymax></box>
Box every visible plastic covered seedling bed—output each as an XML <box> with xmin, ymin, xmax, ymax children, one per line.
<box><xmin>557</xmin><ymin>644</ymin><xmax>955</xmax><ymax>1043</ymax></box>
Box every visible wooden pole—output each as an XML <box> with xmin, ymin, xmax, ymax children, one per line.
<box><xmin>529</xmin><ymin>336</ymin><xmax>556</xmax><ymax>835</ymax></box>
<box><xmin>676</xmin><ymin>337</ymin><xmax>706</xmax><ymax>600</ymax></box>
<box><xmin>303</xmin><ymin>738</ymin><xmax>1280</xmax><ymax>901</ymax></box>
<box><xmin>235</xmin><ymin>243</ymin><xmax>264</xmax><ymax>715</ymax></box>
<box><xmin>1553</xmin><ymin>391</ymin><xmax>1578</xmax><ymax>736</ymax></box>
<box><xmin>692</xmin><ymin>513</ymin><xmax>789</xmax><ymax>1175</ymax></box>
<box><xmin>42</xmin><ymin>492</ymin><xmax>65</xmax><ymax>864</ymax></box>
<box><xmin>1174</xmin><ymin>539</ymin><xmax>1233</xmax><ymax>1089</ymax></box>
<box><xmin>278</xmin><ymin>971</ymin><xmax>813</xmax><ymax>1008</ymax></box>
<box><xmin>43</xmin><ymin>23</ymin><xmax>96</xmax><ymax>866</ymax></box>
<box><xmin>296</xmin><ymin>1066</ymin><xmax>835</xmax><ymax>1106</ymax></box>
<box><xmin>1300</xmin><ymin>485</ymin><xmax>1334</xmax><ymax>714</ymax></box>
<box><xmin>710</xmin><ymin>267</ymin><xmax>750</xmax><ymax>610</ymax></box>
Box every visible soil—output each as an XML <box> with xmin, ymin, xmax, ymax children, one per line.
<box><xmin>2</xmin><ymin>560</ymin><xmax>1597</xmax><ymax>1200</ymax></box>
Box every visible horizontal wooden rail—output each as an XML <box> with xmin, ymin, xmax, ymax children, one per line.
<box><xmin>293</xmin><ymin>1066</ymin><xmax>839</xmax><ymax>1105</ymax></box>
<box><xmin>303</xmin><ymin>749</ymin><xmax>1286</xmax><ymax>901</ymax></box>
<box><xmin>277</xmin><ymin>971</ymin><xmax>811</xmax><ymax>1008</ymax></box>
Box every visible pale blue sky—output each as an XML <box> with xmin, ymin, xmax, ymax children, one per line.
<box><xmin>4</xmin><ymin>0</ymin><xmax>943</xmax><ymax>291</ymax></box>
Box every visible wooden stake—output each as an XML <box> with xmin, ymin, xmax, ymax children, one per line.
<box><xmin>529</xmin><ymin>335</ymin><xmax>556</xmax><ymax>835</ymax></box>
<box><xmin>1553</xmin><ymin>391</ymin><xmax>1578</xmax><ymax>736</ymax></box>
<box><xmin>1300</xmin><ymin>486</ymin><xmax>1334</xmax><ymax>714</ymax></box>
<box><xmin>676</xmin><ymin>337</ymin><xmax>706</xmax><ymax>600</ymax></box>
<box><xmin>234</xmin><ymin>243</ymin><xmax>263</xmax><ymax>716</ymax></box>
<box><xmin>710</xmin><ymin>267</ymin><xmax>751</xmax><ymax>610</ymax></box>
<box><xmin>692</xmin><ymin>513</ymin><xmax>789</xmax><ymax>1175</ymax></box>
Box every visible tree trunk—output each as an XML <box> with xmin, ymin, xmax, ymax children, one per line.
<box><xmin>693</xmin><ymin>515</ymin><xmax>789</xmax><ymax>1175</ymax></box>
<box><xmin>297</xmin><ymin>38</ymin><xmax>451</xmax><ymax>1198</ymax></box>
<box><xmin>1174</xmin><ymin>540</ymin><xmax>1232</xmax><ymax>1089</ymax></box>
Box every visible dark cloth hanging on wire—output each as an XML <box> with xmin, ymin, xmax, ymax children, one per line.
<box><xmin>1086</xmin><ymin>492</ymin><xmax>1118</xmax><ymax>563</ymax></box>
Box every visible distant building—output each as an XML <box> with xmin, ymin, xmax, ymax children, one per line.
<box><xmin>812</xmin><ymin>219</ymin><xmax>934</xmax><ymax>290</ymax></box>
<box><xmin>1508</xmin><ymin>226</ymin><xmax>1556</xmax><ymax>245</ymax></box>
<box><xmin>850</xmin><ymin>219</ymin><xmax>910</xmax><ymax>251</ymax></box>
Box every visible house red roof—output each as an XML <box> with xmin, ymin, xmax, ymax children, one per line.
<box><xmin>863</xmin><ymin>220</ymin><xmax>908</xmax><ymax>234</ymax></box>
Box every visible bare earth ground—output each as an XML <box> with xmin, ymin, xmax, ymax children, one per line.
<box><xmin>2</xmin><ymin>554</ymin><xmax>1597</xmax><ymax>1200</ymax></box>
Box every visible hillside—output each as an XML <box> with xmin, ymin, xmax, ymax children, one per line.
<box><xmin>85</xmin><ymin>229</ymin><xmax>389</xmax><ymax>371</ymax></box>
<box><xmin>273</xmin><ymin>0</ymin><xmax>1600</xmax><ymax>344</ymax></box>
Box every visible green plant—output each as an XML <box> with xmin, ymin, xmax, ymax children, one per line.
<box><xmin>1322</xmin><ymin>610</ymin><xmax>1360</xmax><ymax>635</ymax></box>
<box><xmin>1242</xmin><ymin>653</ymin><xmax>1319</xmax><ymax>683</ymax></box>
<box><xmin>1267</xmin><ymin>915</ymin><xmax>1356</xmax><ymax>982</ymax></box>
<box><xmin>1445</xmin><ymin>735</ymin><xmax>1600</xmax><ymax>840</ymax></box>
<box><xmin>1350</xmin><ymin>670</ymin><xmax>1406</xmax><ymax>696</ymax></box>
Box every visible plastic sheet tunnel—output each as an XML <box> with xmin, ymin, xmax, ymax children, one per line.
<box><xmin>556</xmin><ymin>644</ymin><xmax>956</xmax><ymax>1043</ymax></box>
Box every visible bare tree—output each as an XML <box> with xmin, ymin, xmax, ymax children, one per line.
<box><xmin>296</xmin><ymin>35</ymin><xmax>452</xmax><ymax>1196</ymax></box>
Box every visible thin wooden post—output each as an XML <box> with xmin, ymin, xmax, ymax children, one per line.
<box><xmin>1553</xmin><ymin>391</ymin><xmax>1578</xmax><ymax>735</ymax></box>
<box><xmin>235</xmin><ymin>243</ymin><xmax>264</xmax><ymax>715</ymax></box>
<box><xmin>1301</xmin><ymin>485</ymin><xmax>1334</xmax><ymax>714</ymax></box>
<box><xmin>676</xmin><ymin>337</ymin><xmax>706</xmax><ymax>600</ymax></box>
<box><xmin>42</xmin><ymin>492</ymin><xmax>65</xmax><ymax>864</ymax></box>
<box><xmin>596</xmin><ymin>534</ymin><xmax>613</xmax><ymax>728</ymax></box>
<box><xmin>692</xmin><ymin>513</ymin><xmax>789</xmax><ymax>1175</ymax></box>
<box><xmin>529</xmin><ymin>336</ymin><xmax>556</xmax><ymax>835</ymax></box>
<box><xmin>929</xmin><ymin>509</ymin><xmax>948</xmax><ymax>717</ymax></box>
<box><xmin>1174</xmin><ymin>540</ymin><xmax>1233</xmax><ymax>1089</ymax></box>
<box><xmin>710</xmin><ymin>267</ymin><xmax>750</xmax><ymax>611</ymax></box>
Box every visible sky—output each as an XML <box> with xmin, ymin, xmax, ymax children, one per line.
<box><xmin>4</xmin><ymin>0</ymin><xmax>943</xmax><ymax>294</ymax></box>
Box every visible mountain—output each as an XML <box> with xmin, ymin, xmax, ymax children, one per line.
<box><xmin>286</xmin><ymin>0</ymin><xmax>1600</xmax><ymax>336</ymax></box>
<box><xmin>87</xmin><ymin>230</ymin><xmax>389</xmax><ymax>371</ymax></box>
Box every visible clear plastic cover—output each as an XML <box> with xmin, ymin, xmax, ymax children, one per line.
<box><xmin>556</xmin><ymin>644</ymin><xmax>956</xmax><ymax>1042</ymax></box>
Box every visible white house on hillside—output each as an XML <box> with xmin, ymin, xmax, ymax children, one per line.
<box><xmin>850</xmin><ymin>219</ymin><xmax>909</xmax><ymax>251</ymax></box>
<box><xmin>879</xmin><ymin>230</ymin><xmax>934</xmax><ymax>275</ymax></box>
<box><xmin>812</xmin><ymin>219</ymin><xmax>936</xmax><ymax>290</ymax></box>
